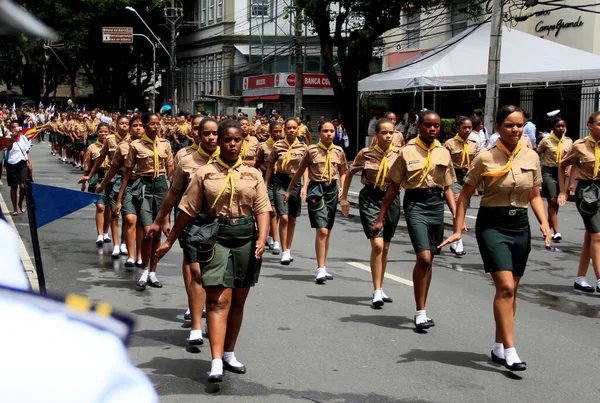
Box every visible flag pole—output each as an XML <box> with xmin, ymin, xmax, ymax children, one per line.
<box><xmin>25</xmin><ymin>178</ymin><xmax>47</xmax><ymax>295</ymax></box>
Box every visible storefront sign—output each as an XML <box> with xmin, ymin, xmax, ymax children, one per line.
<box><xmin>243</xmin><ymin>73</ymin><xmax>342</xmax><ymax>90</ymax></box>
<box><xmin>535</xmin><ymin>16</ymin><xmax>584</xmax><ymax>38</ymax></box>
<box><xmin>243</xmin><ymin>74</ymin><xmax>276</xmax><ymax>90</ymax></box>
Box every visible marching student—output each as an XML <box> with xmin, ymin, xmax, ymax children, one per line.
<box><xmin>441</xmin><ymin>105</ymin><xmax>551</xmax><ymax>371</ymax></box>
<box><xmin>265</xmin><ymin>118</ymin><xmax>308</xmax><ymax>265</ymax></box>
<box><xmin>374</xmin><ymin>110</ymin><xmax>457</xmax><ymax>330</ymax></box>
<box><xmin>558</xmin><ymin>112</ymin><xmax>600</xmax><ymax>293</ymax></box>
<box><xmin>81</xmin><ymin>122</ymin><xmax>111</xmax><ymax>245</ymax></box>
<box><xmin>148</xmin><ymin>116</ymin><xmax>219</xmax><ymax>345</ymax></box>
<box><xmin>254</xmin><ymin>121</ymin><xmax>282</xmax><ymax>254</ymax></box>
<box><xmin>115</xmin><ymin>113</ymin><xmax>173</xmax><ymax>291</ymax></box>
<box><xmin>370</xmin><ymin>112</ymin><xmax>405</xmax><ymax>148</ymax></box>
<box><xmin>444</xmin><ymin>116</ymin><xmax>479</xmax><ymax>256</ymax></box>
<box><xmin>154</xmin><ymin>119</ymin><xmax>271</xmax><ymax>383</ymax></box>
<box><xmin>537</xmin><ymin>116</ymin><xmax>572</xmax><ymax>242</ymax></box>
<box><xmin>341</xmin><ymin>118</ymin><xmax>401</xmax><ymax>307</ymax></box>
<box><xmin>285</xmin><ymin>121</ymin><xmax>348</xmax><ymax>283</ymax></box>
<box><xmin>239</xmin><ymin>116</ymin><xmax>259</xmax><ymax>167</ymax></box>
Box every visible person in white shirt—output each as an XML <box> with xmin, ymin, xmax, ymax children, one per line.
<box><xmin>468</xmin><ymin>117</ymin><xmax>488</xmax><ymax>151</ymax></box>
<box><xmin>523</xmin><ymin>111</ymin><xmax>537</xmax><ymax>149</ymax></box>
<box><xmin>5</xmin><ymin>120</ymin><xmax>31</xmax><ymax>215</ymax></box>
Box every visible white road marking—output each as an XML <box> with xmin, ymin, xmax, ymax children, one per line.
<box><xmin>348</xmin><ymin>190</ymin><xmax>359</xmax><ymax>196</ymax></box>
<box><xmin>0</xmin><ymin>192</ymin><xmax>39</xmax><ymax>292</ymax></box>
<box><xmin>347</xmin><ymin>261</ymin><xmax>414</xmax><ymax>287</ymax></box>
<box><xmin>444</xmin><ymin>210</ymin><xmax>477</xmax><ymax>220</ymax></box>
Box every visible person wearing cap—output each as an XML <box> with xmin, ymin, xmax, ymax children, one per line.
<box><xmin>238</xmin><ymin>116</ymin><xmax>259</xmax><ymax>167</ymax></box>
<box><xmin>285</xmin><ymin>121</ymin><xmax>348</xmax><ymax>283</ymax></box>
<box><xmin>265</xmin><ymin>118</ymin><xmax>308</xmax><ymax>265</ymax></box>
<box><xmin>374</xmin><ymin>110</ymin><xmax>456</xmax><ymax>331</ymax></box>
<box><xmin>255</xmin><ymin>121</ymin><xmax>282</xmax><ymax>254</ymax></box>
<box><xmin>444</xmin><ymin>116</ymin><xmax>479</xmax><ymax>256</ymax></box>
<box><xmin>115</xmin><ymin>113</ymin><xmax>173</xmax><ymax>291</ymax></box>
<box><xmin>441</xmin><ymin>105</ymin><xmax>551</xmax><ymax>372</ymax></box>
<box><xmin>341</xmin><ymin>117</ymin><xmax>401</xmax><ymax>307</ymax></box>
<box><xmin>558</xmin><ymin>111</ymin><xmax>600</xmax><ymax>294</ymax></box>
<box><xmin>148</xmin><ymin>116</ymin><xmax>218</xmax><ymax>346</ymax></box>
<box><xmin>537</xmin><ymin>116</ymin><xmax>572</xmax><ymax>243</ymax></box>
<box><xmin>370</xmin><ymin>112</ymin><xmax>404</xmax><ymax>148</ymax></box>
<box><xmin>153</xmin><ymin>119</ymin><xmax>271</xmax><ymax>384</ymax></box>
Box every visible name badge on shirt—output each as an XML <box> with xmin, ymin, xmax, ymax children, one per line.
<box><xmin>138</xmin><ymin>153</ymin><xmax>148</xmax><ymax>158</ymax></box>
<box><xmin>241</xmin><ymin>172</ymin><xmax>255</xmax><ymax>180</ymax></box>
<box><xmin>408</xmin><ymin>160</ymin><xmax>421</xmax><ymax>165</ymax></box>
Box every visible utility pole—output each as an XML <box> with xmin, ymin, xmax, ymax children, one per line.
<box><xmin>164</xmin><ymin>1</ymin><xmax>182</xmax><ymax>115</ymax></box>
<box><xmin>294</xmin><ymin>8</ymin><xmax>303</xmax><ymax>118</ymax></box>
<box><xmin>484</xmin><ymin>0</ymin><xmax>503</xmax><ymax>135</ymax></box>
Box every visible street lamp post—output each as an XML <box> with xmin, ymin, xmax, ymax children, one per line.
<box><xmin>133</xmin><ymin>33</ymin><xmax>156</xmax><ymax>112</ymax></box>
<box><xmin>125</xmin><ymin>6</ymin><xmax>174</xmax><ymax>112</ymax></box>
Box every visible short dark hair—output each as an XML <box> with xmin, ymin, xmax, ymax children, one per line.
<box><xmin>495</xmin><ymin>105</ymin><xmax>524</xmax><ymax>126</ymax></box>
<box><xmin>142</xmin><ymin>113</ymin><xmax>159</xmax><ymax>125</ymax></box>
<box><xmin>217</xmin><ymin>119</ymin><xmax>241</xmax><ymax>138</ymax></box>
<box><xmin>588</xmin><ymin>112</ymin><xmax>600</xmax><ymax>126</ymax></box>
<box><xmin>199</xmin><ymin>117</ymin><xmax>218</xmax><ymax>133</ymax></box>
<box><xmin>417</xmin><ymin>110</ymin><xmax>440</xmax><ymax>127</ymax></box>
<box><xmin>375</xmin><ymin>118</ymin><xmax>393</xmax><ymax>133</ymax></box>
<box><xmin>457</xmin><ymin>116</ymin><xmax>472</xmax><ymax>128</ymax></box>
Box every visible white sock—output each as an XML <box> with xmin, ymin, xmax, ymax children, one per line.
<box><xmin>210</xmin><ymin>359</ymin><xmax>223</xmax><ymax>376</ymax></box>
<box><xmin>493</xmin><ymin>342</ymin><xmax>504</xmax><ymax>359</ymax></box>
<box><xmin>267</xmin><ymin>236</ymin><xmax>273</xmax><ymax>245</ymax></box>
<box><xmin>120</xmin><ymin>243</ymin><xmax>127</xmax><ymax>253</ymax></box>
<box><xmin>185</xmin><ymin>308</ymin><xmax>191</xmax><ymax>315</ymax></box>
<box><xmin>373</xmin><ymin>289</ymin><xmax>383</xmax><ymax>301</ymax></box>
<box><xmin>112</xmin><ymin>245</ymin><xmax>120</xmax><ymax>255</ymax></box>
<box><xmin>139</xmin><ymin>269</ymin><xmax>149</xmax><ymax>282</ymax></box>
<box><xmin>596</xmin><ymin>279</ymin><xmax>600</xmax><ymax>289</ymax></box>
<box><xmin>381</xmin><ymin>289</ymin><xmax>390</xmax><ymax>299</ymax></box>
<box><xmin>455</xmin><ymin>238</ymin><xmax>464</xmax><ymax>253</ymax></box>
<box><xmin>316</xmin><ymin>267</ymin><xmax>327</xmax><ymax>279</ymax></box>
<box><xmin>281</xmin><ymin>250</ymin><xmax>290</xmax><ymax>261</ymax></box>
<box><xmin>149</xmin><ymin>272</ymin><xmax>158</xmax><ymax>282</ymax></box>
<box><xmin>576</xmin><ymin>276</ymin><xmax>591</xmax><ymax>287</ymax></box>
<box><xmin>504</xmin><ymin>347</ymin><xmax>522</xmax><ymax>366</ymax></box>
<box><xmin>136</xmin><ymin>259</ymin><xmax>143</xmax><ymax>265</ymax></box>
<box><xmin>96</xmin><ymin>235</ymin><xmax>103</xmax><ymax>242</ymax></box>
<box><xmin>223</xmin><ymin>352</ymin><xmax>244</xmax><ymax>367</ymax></box>
<box><xmin>415</xmin><ymin>310</ymin><xmax>428</xmax><ymax>325</ymax></box>
<box><xmin>103</xmin><ymin>232</ymin><xmax>110</xmax><ymax>239</ymax></box>
<box><xmin>272</xmin><ymin>241</ymin><xmax>280</xmax><ymax>249</ymax></box>
<box><xmin>189</xmin><ymin>329</ymin><xmax>203</xmax><ymax>341</ymax></box>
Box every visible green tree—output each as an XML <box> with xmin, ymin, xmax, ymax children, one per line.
<box><xmin>296</xmin><ymin>0</ymin><xmax>479</xmax><ymax>155</ymax></box>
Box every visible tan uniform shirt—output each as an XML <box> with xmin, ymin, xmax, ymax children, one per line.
<box><xmin>387</xmin><ymin>141</ymin><xmax>456</xmax><ymax>189</ymax></box>
<box><xmin>537</xmin><ymin>135</ymin><xmax>573</xmax><ymax>167</ymax></box>
<box><xmin>171</xmin><ymin>146</ymin><xmax>212</xmax><ymax>191</ymax></box>
<box><xmin>370</xmin><ymin>131</ymin><xmax>405</xmax><ymax>148</ymax></box>
<box><xmin>348</xmin><ymin>146</ymin><xmax>401</xmax><ymax>189</ymax></box>
<box><xmin>100</xmin><ymin>134</ymin><xmax>124</xmax><ymax>162</ymax></box>
<box><xmin>242</xmin><ymin>135</ymin><xmax>260</xmax><ymax>162</ymax></box>
<box><xmin>125</xmin><ymin>138</ymin><xmax>173</xmax><ymax>177</ymax></box>
<box><xmin>465</xmin><ymin>147</ymin><xmax>541</xmax><ymax>208</ymax></box>
<box><xmin>270</xmin><ymin>140</ymin><xmax>308</xmax><ymax>175</ymax></box>
<box><xmin>303</xmin><ymin>144</ymin><xmax>348</xmax><ymax>182</ymax></box>
<box><xmin>520</xmin><ymin>134</ymin><xmax>532</xmax><ymax>149</ymax></box>
<box><xmin>111</xmin><ymin>140</ymin><xmax>133</xmax><ymax>174</ymax></box>
<box><xmin>179</xmin><ymin>163</ymin><xmax>272</xmax><ymax>218</ymax></box>
<box><xmin>255</xmin><ymin>141</ymin><xmax>276</xmax><ymax>173</ymax></box>
<box><xmin>298</xmin><ymin>124</ymin><xmax>312</xmax><ymax>145</ymax></box>
<box><xmin>83</xmin><ymin>143</ymin><xmax>109</xmax><ymax>171</ymax></box>
<box><xmin>444</xmin><ymin>137</ymin><xmax>479</xmax><ymax>169</ymax></box>
<box><xmin>562</xmin><ymin>138</ymin><xmax>600</xmax><ymax>181</ymax></box>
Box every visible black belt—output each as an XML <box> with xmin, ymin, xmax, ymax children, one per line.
<box><xmin>217</xmin><ymin>216</ymin><xmax>254</xmax><ymax>226</ymax></box>
<box><xmin>405</xmin><ymin>187</ymin><xmax>442</xmax><ymax>195</ymax></box>
<box><xmin>480</xmin><ymin>207</ymin><xmax>527</xmax><ymax>216</ymax></box>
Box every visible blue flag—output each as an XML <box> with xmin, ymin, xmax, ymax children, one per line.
<box><xmin>31</xmin><ymin>183</ymin><xmax>103</xmax><ymax>228</ymax></box>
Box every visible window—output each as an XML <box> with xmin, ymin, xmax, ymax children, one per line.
<box><xmin>217</xmin><ymin>0</ymin><xmax>223</xmax><ymax>20</ymax></box>
<box><xmin>215</xmin><ymin>54</ymin><xmax>222</xmax><ymax>94</ymax></box>
<box><xmin>251</xmin><ymin>0</ymin><xmax>269</xmax><ymax>17</ymax></box>
<box><xmin>209</xmin><ymin>0</ymin><xmax>215</xmax><ymax>22</ymax></box>
<box><xmin>201</xmin><ymin>0</ymin><xmax>206</xmax><ymax>24</ymax></box>
<box><xmin>406</xmin><ymin>10</ymin><xmax>420</xmax><ymax>50</ymax></box>
<box><xmin>305</xmin><ymin>55</ymin><xmax>321</xmax><ymax>73</ymax></box>
<box><xmin>451</xmin><ymin>0</ymin><xmax>469</xmax><ymax>36</ymax></box>
<box><xmin>200</xmin><ymin>57</ymin><xmax>206</xmax><ymax>95</ymax></box>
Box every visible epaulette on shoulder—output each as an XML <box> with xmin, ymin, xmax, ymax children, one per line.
<box><xmin>0</xmin><ymin>285</ymin><xmax>134</xmax><ymax>345</ymax></box>
<box><xmin>573</xmin><ymin>138</ymin><xmax>587</xmax><ymax>145</ymax></box>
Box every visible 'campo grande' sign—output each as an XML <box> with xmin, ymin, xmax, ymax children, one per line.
<box><xmin>535</xmin><ymin>16</ymin><xmax>584</xmax><ymax>38</ymax></box>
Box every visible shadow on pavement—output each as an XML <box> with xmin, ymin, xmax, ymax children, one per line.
<box><xmin>397</xmin><ymin>349</ymin><xmax>506</xmax><ymax>375</ymax></box>
<box><xmin>306</xmin><ymin>295</ymin><xmax>372</xmax><ymax>306</ymax></box>
<box><xmin>339</xmin><ymin>314</ymin><xmax>414</xmax><ymax>330</ymax></box>
<box><xmin>130</xmin><ymin>307</ymin><xmax>187</xmax><ymax>324</ymax></box>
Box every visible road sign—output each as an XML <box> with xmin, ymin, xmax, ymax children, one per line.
<box><xmin>102</xmin><ymin>27</ymin><xmax>133</xmax><ymax>43</ymax></box>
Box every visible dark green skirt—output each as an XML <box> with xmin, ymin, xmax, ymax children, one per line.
<box><xmin>178</xmin><ymin>212</ymin><xmax>211</xmax><ymax>263</ymax></box>
<box><xmin>200</xmin><ymin>216</ymin><xmax>261</xmax><ymax>288</ymax></box>
<box><xmin>359</xmin><ymin>186</ymin><xmax>401</xmax><ymax>242</ymax></box>
<box><xmin>575</xmin><ymin>180</ymin><xmax>600</xmax><ymax>233</ymax></box>
<box><xmin>88</xmin><ymin>169</ymin><xmax>106</xmax><ymax>206</ymax></box>
<box><xmin>273</xmin><ymin>173</ymin><xmax>302</xmax><ymax>218</ymax></box>
<box><xmin>135</xmin><ymin>176</ymin><xmax>169</xmax><ymax>227</ymax></box>
<box><xmin>542</xmin><ymin>166</ymin><xmax>560</xmax><ymax>199</ymax></box>
<box><xmin>475</xmin><ymin>207</ymin><xmax>530</xmax><ymax>277</ymax></box>
<box><xmin>403</xmin><ymin>188</ymin><xmax>445</xmax><ymax>255</ymax></box>
<box><xmin>307</xmin><ymin>180</ymin><xmax>338</xmax><ymax>230</ymax></box>
<box><xmin>451</xmin><ymin>168</ymin><xmax>468</xmax><ymax>195</ymax></box>
<box><xmin>108</xmin><ymin>174</ymin><xmax>136</xmax><ymax>216</ymax></box>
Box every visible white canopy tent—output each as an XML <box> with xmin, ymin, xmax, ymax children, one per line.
<box><xmin>358</xmin><ymin>22</ymin><xmax>600</xmax><ymax>93</ymax></box>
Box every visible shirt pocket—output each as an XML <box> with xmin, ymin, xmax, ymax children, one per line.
<box><xmin>579</xmin><ymin>156</ymin><xmax>596</xmax><ymax>177</ymax></box>
<box><xmin>237</xmin><ymin>179</ymin><xmax>258</xmax><ymax>212</ymax></box>
<box><xmin>514</xmin><ymin>166</ymin><xmax>537</xmax><ymax>190</ymax></box>
<box><xmin>406</xmin><ymin>160</ymin><xmax>425</xmax><ymax>181</ymax></box>
<box><xmin>433</xmin><ymin>162</ymin><xmax>451</xmax><ymax>185</ymax></box>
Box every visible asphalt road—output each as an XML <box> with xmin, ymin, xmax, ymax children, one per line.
<box><xmin>2</xmin><ymin>142</ymin><xmax>600</xmax><ymax>403</ymax></box>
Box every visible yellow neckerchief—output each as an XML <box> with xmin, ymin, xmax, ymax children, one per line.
<box><xmin>453</xmin><ymin>134</ymin><xmax>471</xmax><ymax>168</ymax></box>
<box><xmin>195</xmin><ymin>144</ymin><xmax>219</xmax><ymax>163</ymax></box>
<box><xmin>317</xmin><ymin>141</ymin><xmax>335</xmax><ymax>183</ymax></box>
<box><xmin>180</xmin><ymin>123</ymin><xmax>188</xmax><ymax>135</ymax></box>
<box><xmin>587</xmin><ymin>134</ymin><xmax>600</xmax><ymax>178</ymax></box>
<box><xmin>281</xmin><ymin>137</ymin><xmax>299</xmax><ymax>171</ymax></box>
<box><xmin>115</xmin><ymin>131</ymin><xmax>130</xmax><ymax>143</ymax></box>
<box><xmin>481</xmin><ymin>140</ymin><xmax>523</xmax><ymax>185</ymax></box>
<box><xmin>142</xmin><ymin>134</ymin><xmax>160</xmax><ymax>178</ymax></box>
<box><xmin>212</xmin><ymin>156</ymin><xmax>243</xmax><ymax>209</ymax></box>
<box><xmin>408</xmin><ymin>135</ymin><xmax>440</xmax><ymax>187</ymax></box>
<box><xmin>95</xmin><ymin>140</ymin><xmax>110</xmax><ymax>166</ymax></box>
<box><xmin>373</xmin><ymin>144</ymin><xmax>392</xmax><ymax>190</ymax></box>
<box><xmin>240</xmin><ymin>135</ymin><xmax>250</xmax><ymax>159</ymax></box>
<box><xmin>550</xmin><ymin>132</ymin><xmax>565</xmax><ymax>163</ymax></box>
<box><xmin>266</xmin><ymin>137</ymin><xmax>276</xmax><ymax>146</ymax></box>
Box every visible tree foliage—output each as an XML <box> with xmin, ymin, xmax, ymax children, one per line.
<box><xmin>295</xmin><ymin>0</ymin><xmax>478</xmax><ymax>155</ymax></box>
<box><xmin>0</xmin><ymin>0</ymin><xmax>165</xmax><ymax>107</ymax></box>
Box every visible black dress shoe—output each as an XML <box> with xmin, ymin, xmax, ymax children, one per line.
<box><xmin>427</xmin><ymin>318</ymin><xmax>435</xmax><ymax>327</ymax></box>
<box><xmin>188</xmin><ymin>337</ymin><xmax>203</xmax><ymax>346</ymax></box>
<box><xmin>135</xmin><ymin>261</ymin><xmax>143</xmax><ymax>268</ymax></box>
<box><xmin>450</xmin><ymin>247</ymin><xmax>466</xmax><ymax>256</ymax></box>
<box><xmin>574</xmin><ymin>282</ymin><xmax>595</xmax><ymax>293</ymax></box>
<box><xmin>96</xmin><ymin>239</ymin><xmax>104</xmax><ymax>246</ymax></box>
<box><xmin>505</xmin><ymin>361</ymin><xmax>527</xmax><ymax>371</ymax></box>
<box><xmin>208</xmin><ymin>373</ymin><xmax>223</xmax><ymax>383</ymax></box>
<box><xmin>490</xmin><ymin>350</ymin><xmax>507</xmax><ymax>366</ymax></box>
<box><xmin>124</xmin><ymin>260</ymin><xmax>135</xmax><ymax>268</ymax></box>
<box><xmin>184</xmin><ymin>312</ymin><xmax>191</xmax><ymax>320</ymax></box>
<box><xmin>136</xmin><ymin>280</ymin><xmax>147</xmax><ymax>291</ymax></box>
<box><xmin>325</xmin><ymin>273</ymin><xmax>334</xmax><ymax>280</ymax></box>
<box><xmin>148</xmin><ymin>279</ymin><xmax>163</xmax><ymax>288</ymax></box>
<box><xmin>414</xmin><ymin>319</ymin><xmax>430</xmax><ymax>331</ymax></box>
<box><xmin>382</xmin><ymin>296</ymin><xmax>393</xmax><ymax>303</ymax></box>
<box><xmin>202</xmin><ymin>310</ymin><xmax>206</xmax><ymax>319</ymax></box>
<box><xmin>224</xmin><ymin>361</ymin><xmax>246</xmax><ymax>374</ymax></box>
